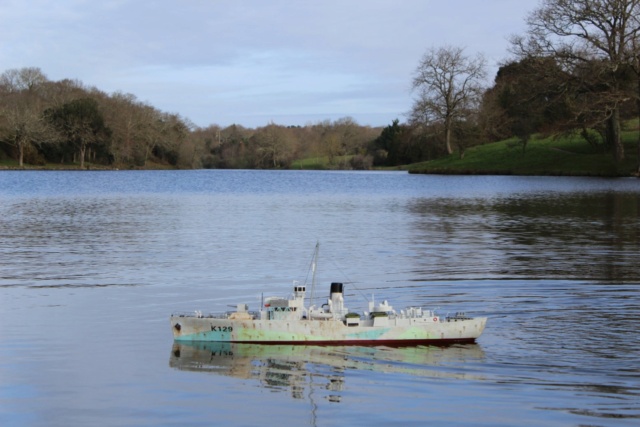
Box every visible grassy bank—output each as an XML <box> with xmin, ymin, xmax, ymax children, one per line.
<box><xmin>407</xmin><ymin>129</ymin><xmax>640</xmax><ymax>177</ymax></box>
<box><xmin>0</xmin><ymin>159</ymin><xmax>177</xmax><ymax>171</ymax></box>
<box><xmin>4</xmin><ymin>128</ymin><xmax>640</xmax><ymax>176</ymax></box>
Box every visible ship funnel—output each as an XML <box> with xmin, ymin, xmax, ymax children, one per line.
<box><xmin>329</xmin><ymin>282</ymin><xmax>346</xmax><ymax>316</ymax></box>
<box><xmin>330</xmin><ymin>282</ymin><xmax>343</xmax><ymax>294</ymax></box>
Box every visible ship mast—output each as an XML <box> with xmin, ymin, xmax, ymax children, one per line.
<box><xmin>309</xmin><ymin>242</ymin><xmax>319</xmax><ymax>308</ymax></box>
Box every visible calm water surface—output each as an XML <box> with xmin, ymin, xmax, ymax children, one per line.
<box><xmin>0</xmin><ymin>170</ymin><xmax>639</xmax><ymax>426</ymax></box>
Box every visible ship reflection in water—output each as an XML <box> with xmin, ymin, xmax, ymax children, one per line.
<box><xmin>169</xmin><ymin>342</ymin><xmax>486</xmax><ymax>402</ymax></box>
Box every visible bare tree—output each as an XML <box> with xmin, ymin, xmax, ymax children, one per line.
<box><xmin>251</xmin><ymin>122</ymin><xmax>294</xmax><ymax>168</ymax></box>
<box><xmin>411</xmin><ymin>46</ymin><xmax>487</xmax><ymax>155</ymax></box>
<box><xmin>98</xmin><ymin>91</ymin><xmax>140</xmax><ymax>166</ymax></box>
<box><xmin>0</xmin><ymin>68</ymin><xmax>53</xmax><ymax>166</ymax></box>
<box><xmin>134</xmin><ymin>105</ymin><xmax>166</xmax><ymax>167</ymax></box>
<box><xmin>512</xmin><ymin>0</ymin><xmax>640</xmax><ymax>162</ymax></box>
<box><xmin>0</xmin><ymin>67</ymin><xmax>48</xmax><ymax>93</ymax></box>
<box><xmin>0</xmin><ymin>95</ymin><xmax>52</xmax><ymax>166</ymax></box>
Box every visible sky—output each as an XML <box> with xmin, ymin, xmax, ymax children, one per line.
<box><xmin>0</xmin><ymin>0</ymin><xmax>540</xmax><ymax>129</ymax></box>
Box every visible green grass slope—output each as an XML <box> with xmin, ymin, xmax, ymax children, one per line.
<box><xmin>408</xmin><ymin>129</ymin><xmax>640</xmax><ymax>177</ymax></box>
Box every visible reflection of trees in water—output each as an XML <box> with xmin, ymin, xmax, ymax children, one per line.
<box><xmin>407</xmin><ymin>192</ymin><xmax>640</xmax><ymax>281</ymax></box>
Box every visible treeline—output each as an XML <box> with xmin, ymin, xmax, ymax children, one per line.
<box><xmin>195</xmin><ymin>118</ymin><xmax>383</xmax><ymax>170</ymax></box>
<box><xmin>0</xmin><ymin>68</ymin><xmax>391</xmax><ymax>169</ymax></box>
<box><xmin>1</xmin><ymin>68</ymin><xmax>432</xmax><ymax>170</ymax></box>
<box><xmin>0</xmin><ymin>66</ymin><xmax>454</xmax><ymax>170</ymax></box>
<box><xmin>0</xmin><ymin>68</ymin><xmax>196</xmax><ymax>169</ymax></box>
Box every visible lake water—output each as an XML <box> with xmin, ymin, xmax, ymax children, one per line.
<box><xmin>0</xmin><ymin>170</ymin><xmax>639</xmax><ymax>426</ymax></box>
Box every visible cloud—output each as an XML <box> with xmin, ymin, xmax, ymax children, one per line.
<box><xmin>0</xmin><ymin>0</ymin><xmax>539</xmax><ymax>128</ymax></box>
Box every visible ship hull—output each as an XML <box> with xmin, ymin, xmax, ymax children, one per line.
<box><xmin>171</xmin><ymin>315</ymin><xmax>487</xmax><ymax>345</ymax></box>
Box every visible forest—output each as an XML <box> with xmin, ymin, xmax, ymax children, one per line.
<box><xmin>0</xmin><ymin>67</ymin><xmax>449</xmax><ymax>170</ymax></box>
<box><xmin>1</xmin><ymin>0</ymin><xmax>639</xmax><ymax>172</ymax></box>
<box><xmin>0</xmin><ymin>68</ymin><xmax>394</xmax><ymax>170</ymax></box>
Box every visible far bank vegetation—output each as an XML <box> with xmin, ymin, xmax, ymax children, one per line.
<box><xmin>2</xmin><ymin>1</ymin><xmax>640</xmax><ymax>174</ymax></box>
<box><xmin>0</xmin><ymin>68</ymin><xmax>387</xmax><ymax>170</ymax></box>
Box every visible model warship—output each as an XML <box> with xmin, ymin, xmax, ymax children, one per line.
<box><xmin>171</xmin><ymin>244</ymin><xmax>487</xmax><ymax>345</ymax></box>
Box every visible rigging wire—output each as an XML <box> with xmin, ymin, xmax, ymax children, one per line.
<box><xmin>325</xmin><ymin>255</ymin><xmax>371</xmax><ymax>303</ymax></box>
<box><xmin>301</xmin><ymin>242</ymin><xmax>372</xmax><ymax>307</ymax></box>
<box><xmin>301</xmin><ymin>243</ymin><xmax>318</xmax><ymax>287</ymax></box>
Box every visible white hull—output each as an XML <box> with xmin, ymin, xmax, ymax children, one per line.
<box><xmin>171</xmin><ymin>314</ymin><xmax>487</xmax><ymax>345</ymax></box>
